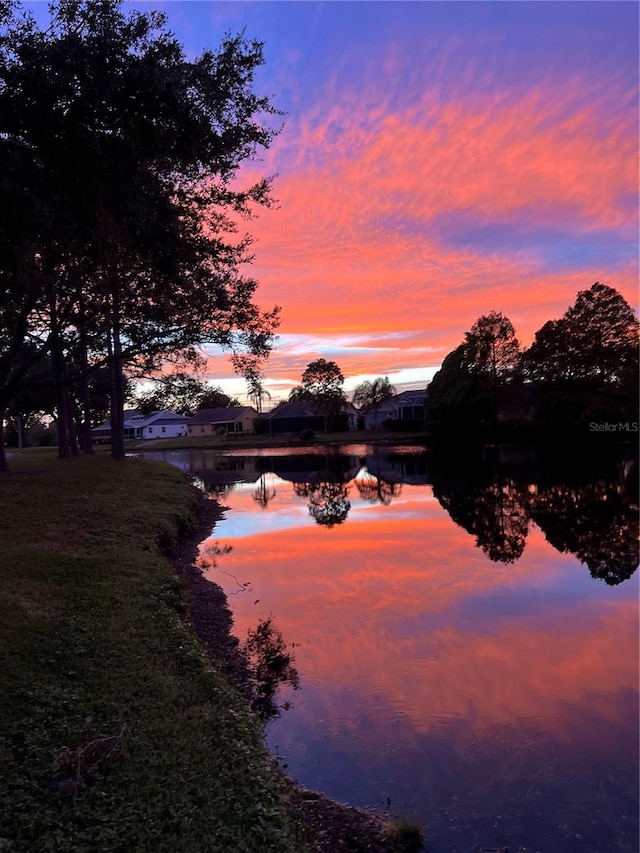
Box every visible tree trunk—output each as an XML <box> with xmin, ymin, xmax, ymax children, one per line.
<box><xmin>109</xmin><ymin>282</ymin><xmax>126</xmax><ymax>461</ymax></box>
<box><xmin>0</xmin><ymin>409</ymin><xmax>8</xmax><ymax>472</ymax></box>
<box><xmin>51</xmin><ymin>331</ymin><xmax>72</xmax><ymax>460</ymax></box>
<box><xmin>78</xmin><ymin>319</ymin><xmax>94</xmax><ymax>455</ymax></box>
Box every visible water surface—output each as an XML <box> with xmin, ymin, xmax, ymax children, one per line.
<box><xmin>143</xmin><ymin>443</ymin><xmax>639</xmax><ymax>853</ymax></box>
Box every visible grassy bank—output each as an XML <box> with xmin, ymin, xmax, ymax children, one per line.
<box><xmin>0</xmin><ymin>450</ymin><xmax>300</xmax><ymax>853</ymax></box>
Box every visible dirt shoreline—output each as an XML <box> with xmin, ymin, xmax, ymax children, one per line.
<box><xmin>170</xmin><ymin>489</ymin><xmax>419</xmax><ymax>853</ymax></box>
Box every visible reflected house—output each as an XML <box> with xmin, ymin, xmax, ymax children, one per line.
<box><xmin>361</xmin><ymin>389</ymin><xmax>427</xmax><ymax>430</ymax></box>
<box><xmin>259</xmin><ymin>453</ymin><xmax>361</xmax><ymax>485</ymax></box>
<box><xmin>189</xmin><ymin>453</ymin><xmax>262</xmax><ymax>494</ymax></box>
<box><xmin>186</xmin><ymin>406</ymin><xmax>258</xmax><ymax>438</ymax></box>
<box><xmin>92</xmin><ymin>409</ymin><xmax>188</xmax><ymax>442</ymax></box>
<box><xmin>365</xmin><ymin>451</ymin><xmax>429</xmax><ymax>485</ymax></box>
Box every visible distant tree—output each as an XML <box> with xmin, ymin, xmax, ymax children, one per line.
<box><xmin>134</xmin><ymin>372</ymin><xmax>238</xmax><ymax>416</ymax></box>
<box><xmin>352</xmin><ymin>377</ymin><xmax>396</xmax><ymax>429</ymax></box>
<box><xmin>232</xmin><ymin>353</ymin><xmax>271</xmax><ymax>414</ymax></box>
<box><xmin>289</xmin><ymin>358</ymin><xmax>346</xmax><ymax>431</ymax></box>
<box><xmin>198</xmin><ymin>387</ymin><xmax>240</xmax><ymax>411</ymax></box>
<box><xmin>464</xmin><ymin>311</ymin><xmax>520</xmax><ymax>386</ymax></box>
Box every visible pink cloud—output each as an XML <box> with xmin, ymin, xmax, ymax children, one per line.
<box><xmin>209</xmin><ymin>65</ymin><xmax>637</xmax><ymax>392</ymax></box>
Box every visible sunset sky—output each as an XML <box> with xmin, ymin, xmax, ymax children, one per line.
<box><xmin>32</xmin><ymin>1</ymin><xmax>640</xmax><ymax>401</ymax></box>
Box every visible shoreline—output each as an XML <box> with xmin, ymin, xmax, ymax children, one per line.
<box><xmin>171</xmin><ymin>487</ymin><xmax>421</xmax><ymax>853</ymax></box>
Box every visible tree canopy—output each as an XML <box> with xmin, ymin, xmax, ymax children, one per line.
<box><xmin>0</xmin><ymin>0</ymin><xmax>280</xmax><ymax>468</ymax></box>
<box><xmin>426</xmin><ymin>284</ymin><xmax>639</xmax><ymax>436</ymax></box>
<box><xmin>352</xmin><ymin>377</ymin><xmax>395</xmax><ymax>427</ymax></box>
<box><xmin>288</xmin><ymin>358</ymin><xmax>346</xmax><ymax>430</ymax></box>
<box><xmin>523</xmin><ymin>282</ymin><xmax>639</xmax><ymax>387</ymax></box>
<box><xmin>132</xmin><ymin>372</ymin><xmax>239</xmax><ymax>416</ymax></box>
<box><xmin>463</xmin><ymin>311</ymin><xmax>520</xmax><ymax>384</ymax></box>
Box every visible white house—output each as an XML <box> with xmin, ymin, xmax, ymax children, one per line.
<box><xmin>92</xmin><ymin>410</ymin><xmax>188</xmax><ymax>442</ymax></box>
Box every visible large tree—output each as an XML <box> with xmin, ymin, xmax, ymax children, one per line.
<box><xmin>352</xmin><ymin>376</ymin><xmax>396</xmax><ymax>429</ymax></box>
<box><xmin>463</xmin><ymin>311</ymin><xmax>520</xmax><ymax>386</ymax></box>
<box><xmin>0</xmin><ymin>0</ymin><xmax>280</xmax><ymax>465</ymax></box>
<box><xmin>523</xmin><ymin>282</ymin><xmax>639</xmax><ymax>387</ymax></box>
<box><xmin>289</xmin><ymin>358</ymin><xmax>346</xmax><ymax>431</ymax></box>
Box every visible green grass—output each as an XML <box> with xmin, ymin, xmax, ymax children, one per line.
<box><xmin>0</xmin><ymin>450</ymin><xmax>300</xmax><ymax>853</ymax></box>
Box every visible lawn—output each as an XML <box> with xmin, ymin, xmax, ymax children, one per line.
<box><xmin>0</xmin><ymin>450</ymin><xmax>300</xmax><ymax>853</ymax></box>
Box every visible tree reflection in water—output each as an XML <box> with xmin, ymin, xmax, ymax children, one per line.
<box><xmin>252</xmin><ymin>473</ymin><xmax>276</xmax><ymax>509</ymax></box>
<box><xmin>355</xmin><ymin>469</ymin><xmax>402</xmax><ymax>506</ymax></box>
<box><xmin>430</xmin><ymin>446</ymin><xmax>638</xmax><ymax>582</ymax></box>
<box><xmin>242</xmin><ymin>617</ymin><xmax>300</xmax><ymax>722</ymax></box>
<box><xmin>293</xmin><ymin>480</ymin><xmax>351</xmax><ymax>527</ymax></box>
<box><xmin>529</xmin><ymin>479</ymin><xmax>639</xmax><ymax>585</ymax></box>
<box><xmin>433</xmin><ymin>474</ymin><xmax>529</xmax><ymax>563</ymax></box>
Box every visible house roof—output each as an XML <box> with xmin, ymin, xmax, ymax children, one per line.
<box><xmin>125</xmin><ymin>410</ymin><xmax>188</xmax><ymax>428</ymax></box>
<box><xmin>91</xmin><ymin>409</ymin><xmax>187</xmax><ymax>432</ymax></box>
<box><xmin>264</xmin><ymin>401</ymin><xmax>322</xmax><ymax>420</ymax></box>
<box><xmin>359</xmin><ymin>389</ymin><xmax>427</xmax><ymax>415</ymax></box>
<box><xmin>394</xmin><ymin>389</ymin><xmax>427</xmax><ymax>404</ymax></box>
<box><xmin>187</xmin><ymin>406</ymin><xmax>256</xmax><ymax>425</ymax></box>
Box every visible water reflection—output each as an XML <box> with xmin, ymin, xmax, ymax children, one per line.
<box><xmin>140</xmin><ymin>443</ymin><xmax>639</xmax><ymax>853</ymax></box>
<box><xmin>429</xmin><ymin>445</ymin><xmax>638</xmax><ymax>583</ymax></box>
<box><xmin>294</xmin><ymin>480</ymin><xmax>352</xmax><ymax>527</ymax></box>
<box><xmin>147</xmin><ymin>443</ymin><xmax>639</xmax><ymax>581</ymax></box>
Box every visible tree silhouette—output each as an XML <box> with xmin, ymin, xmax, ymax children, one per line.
<box><xmin>252</xmin><ymin>473</ymin><xmax>276</xmax><ymax>509</ymax></box>
<box><xmin>0</xmin><ymin>1</ymin><xmax>280</xmax><ymax>464</ymax></box>
<box><xmin>464</xmin><ymin>311</ymin><xmax>520</xmax><ymax>386</ymax></box>
<box><xmin>352</xmin><ymin>376</ymin><xmax>396</xmax><ymax>429</ymax></box>
<box><xmin>355</xmin><ymin>470</ymin><xmax>402</xmax><ymax>505</ymax></box>
<box><xmin>289</xmin><ymin>358</ymin><xmax>346</xmax><ymax>431</ymax></box>
<box><xmin>529</xmin><ymin>480</ymin><xmax>639</xmax><ymax>585</ymax></box>
<box><xmin>432</xmin><ymin>471</ymin><xmax>529</xmax><ymax>563</ymax></box>
<box><xmin>133</xmin><ymin>371</ymin><xmax>238</xmax><ymax>416</ymax></box>
<box><xmin>524</xmin><ymin>283</ymin><xmax>639</xmax><ymax>387</ymax></box>
<box><xmin>242</xmin><ymin>618</ymin><xmax>299</xmax><ymax>722</ymax></box>
<box><xmin>294</xmin><ymin>480</ymin><xmax>351</xmax><ymax>527</ymax></box>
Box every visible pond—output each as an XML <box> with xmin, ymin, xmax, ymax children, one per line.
<box><xmin>141</xmin><ymin>443</ymin><xmax>639</xmax><ymax>853</ymax></box>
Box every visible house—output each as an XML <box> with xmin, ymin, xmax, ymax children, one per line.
<box><xmin>92</xmin><ymin>409</ymin><xmax>188</xmax><ymax>442</ymax></box>
<box><xmin>361</xmin><ymin>389</ymin><xmax>427</xmax><ymax>430</ymax></box>
<box><xmin>261</xmin><ymin>400</ymin><xmax>359</xmax><ymax>435</ymax></box>
<box><xmin>260</xmin><ymin>402</ymin><xmax>324</xmax><ymax>435</ymax></box>
<box><xmin>186</xmin><ymin>406</ymin><xmax>258</xmax><ymax>437</ymax></box>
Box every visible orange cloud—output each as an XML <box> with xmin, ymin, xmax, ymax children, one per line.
<box><xmin>205</xmin><ymin>69</ymin><xmax>638</xmax><ymax>394</ymax></box>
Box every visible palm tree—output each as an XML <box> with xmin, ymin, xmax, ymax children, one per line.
<box><xmin>352</xmin><ymin>377</ymin><xmax>396</xmax><ymax>429</ymax></box>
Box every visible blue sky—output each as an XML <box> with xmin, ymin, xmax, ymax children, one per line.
<box><xmin>23</xmin><ymin>1</ymin><xmax>640</xmax><ymax>401</ymax></box>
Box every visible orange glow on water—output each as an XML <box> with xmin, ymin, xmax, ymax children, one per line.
<box><xmin>199</xmin><ymin>484</ymin><xmax>638</xmax><ymax>745</ymax></box>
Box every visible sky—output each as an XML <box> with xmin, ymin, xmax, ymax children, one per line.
<box><xmin>29</xmin><ymin>1</ymin><xmax>640</xmax><ymax>402</ymax></box>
